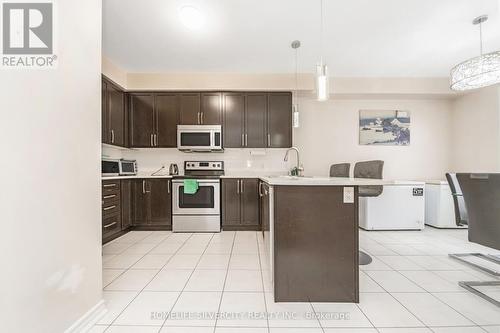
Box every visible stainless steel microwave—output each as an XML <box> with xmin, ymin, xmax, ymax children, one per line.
<box><xmin>102</xmin><ymin>158</ymin><xmax>137</xmax><ymax>176</ymax></box>
<box><xmin>177</xmin><ymin>125</ymin><xmax>223</xmax><ymax>152</ymax></box>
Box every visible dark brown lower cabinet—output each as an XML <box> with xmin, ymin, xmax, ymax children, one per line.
<box><xmin>259</xmin><ymin>181</ymin><xmax>270</xmax><ymax>239</ymax></box>
<box><xmin>102</xmin><ymin>180</ymin><xmax>122</xmax><ymax>243</ymax></box>
<box><xmin>222</xmin><ymin>178</ymin><xmax>260</xmax><ymax>230</ymax></box>
<box><xmin>120</xmin><ymin>179</ymin><xmax>133</xmax><ymax>230</ymax></box>
<box><xmin>273</xmin><ymin>185</ymin><xmax>359</xmax><ymax>302</ymax></box>
<box><xmin>133</xmin><ymin>179</ymin><xmax>172</xmax><ymax>228</ymax></box>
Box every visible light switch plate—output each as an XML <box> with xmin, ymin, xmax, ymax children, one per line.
<box><xmin>343</xmin><ymin>187</ymin><xmax>354</xmax><ymax>203</ymax></box>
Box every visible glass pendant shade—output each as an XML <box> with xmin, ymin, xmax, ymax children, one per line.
<box><xmin>292</xmin><ymin>104</ymin><xmax>300</xmax><ymax>128</ymax></box>
<box><xmin>316</xmin><ymin>62</ymin><xmax>329</xmax><ymax>101</ymax></box>
<box><xmin>450</xmin><ymin>50</ymin><xmax>500</xmax><ymax>91</ymax></box>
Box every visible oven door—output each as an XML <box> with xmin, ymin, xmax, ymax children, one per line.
<box><xmin>172</xmin><ymin>179</ymin><xmax>220</xmax><ymax>215</ymax></box>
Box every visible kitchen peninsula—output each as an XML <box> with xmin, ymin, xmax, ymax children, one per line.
<box><xmin>259</xmin><ymin>176</ymin><xmax>391</xmax><ymax>303</ymax></box>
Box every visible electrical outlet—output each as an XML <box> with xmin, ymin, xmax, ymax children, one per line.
<box><xmin>344</xmin><ymin>187</ymin><xmax>354</xmax><ymax>203</ymax></box>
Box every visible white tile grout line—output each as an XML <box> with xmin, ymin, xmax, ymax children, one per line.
<box><xmin>364</xmin><ymin>236</ymin><xmax>490</xmax><ymax>330</ymax></box>
<box><xmin>103</xmin><ymin>232</ymin><xmax>195</xmax><ymax>332</ymax></box>
<box><xmin>158</xmin><ymin>232</ymin><xmax>216</xmax><ymax>329</ymax></box>
<box><xmin>102</xmin><ymin>231</ymin><xmax>173</xmax><ymax>287</ymax></box>
<box><xmin>255</xmin><ymin>231</ymin><xmax>271</xmax><ymax>333</ymax></box>
<box><xmin>213</xmin><ymin>230</ymin><xmax>236</xmax><ymax>333</ymax></box>
<box><xmin>97</xmin><ymin>230</ymin><xmax>499</xmax><ymax>331</ymax></box>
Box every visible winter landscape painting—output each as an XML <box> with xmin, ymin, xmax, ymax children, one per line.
<box><xmin>359</xmin><ymin>110</ymin><xmax>410</xmax><ymax>145</ymax></box>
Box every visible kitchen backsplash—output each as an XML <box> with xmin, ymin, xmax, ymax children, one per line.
<box><xmin>102</xmin><ymin>145</ymin><xmax>293</xmax><ymax>174</ymax></box>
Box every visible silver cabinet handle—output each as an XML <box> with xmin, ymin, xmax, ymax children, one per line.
<box><xmin>103</xmin><ymin>184</ymin><xmax>117</xmax><ymax>188</ymax></box>
<box><xmin>111</xmin><ymin>129</ymin><xmax>115</xmax><ymax>143</ymax></box>
<box><xmin>167</xmin><ymin>180</ymin><xmax>170</xmax><ymax>194</ymax></box>
<box><xmin>103</xmin><ymin>221</ymin><xmax>117</xmax><ymax>229</ymax></box>
<box><xmin>197</xmin><ymin>112</ymin><xmax>201</xmax><ymax>125</ymax></box>
<box><xmin>236</xmin><ymin>180</ymin><xmax>240</xmax><ymax>194</ymax></box>
<box><xmin>142</xmin><ymin>180</ymin><xmax>146</xmax><ymax>194</ymax></box>
<box><xmin>201</xmin><ymin>112</ymin><xmax>204</xmax><ymax>124</ymax></box>
<box><xmin>245</xmin><ymin>134</ymin><xmax>248</xmax><ymax>147</ymax></box>
<box><xmin>150</xmin><ymin>134</ymin><xmax>154</xmax><ymax>147</ymax></box>
<box><xmin>241</xmin><ymin>134</ymin><xmax>244</xmax><ymax>147</ymax></box>
<box><xmin>103</xmin><ymin>205</ymin><xmax>116</xmax><ymax>211</ymax></box>
<box><xmin>267</xmin><ymin>134</ymin><xmax>271</xmax><ymax>147</ymax></box>
<box><xmin>258</xmin><ymin>182</ymin><xmax>263</xmax><ymax>197</ymax></box>
<box><xmin>240</xmin><ymin>179</ymin><xmax>244</xmax><ymax>193</ymax></box>
<box><xmin>154</xmin><ymin>134</ymin><xmax>158</xmax><ymax>146</ymax></box>
<box><xmin>103</xmin><ymin>195</ymin><xmax>116</xmax><ymax>199</ymax></box>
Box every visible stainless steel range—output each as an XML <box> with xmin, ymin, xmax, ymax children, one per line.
<box><xmin>172</xmin><ymin>161</ymin><xmax>224</xmax><ymax>233</ymax></box>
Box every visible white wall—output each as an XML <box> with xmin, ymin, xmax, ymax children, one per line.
<box><xmin>103</xmin><ymin>146</ymin><xmax>292</xmax><ymax>175</ymax></box>
<box><xmin>450</xmin><ymin>86</ymin><xmax>500</xmax><ymax>172</ymax></box>
<box><xmin>0</xmin><ymin>0</ymin><xmax>102</xmax><ymax>332</ymax></box>
<box><xmin>294</xmin><ymin>97</ymin><xmax>453</xmax><ymax>180</ymax></box>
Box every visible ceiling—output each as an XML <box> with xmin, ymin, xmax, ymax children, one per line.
<box><xmin>103</xmin><ymin>0</ymin><xmax>500</xmax><ymax>77</ymax></box>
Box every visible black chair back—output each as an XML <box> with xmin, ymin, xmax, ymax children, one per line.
<box><xmin>445</xmin><ymin>173</ymin><xmax>468</xmax><ymax>226</ymax></box>
<box><xmin>457</xmin><ymin>173</ymin><xmax>500</xmax><ymax>250</ymax></box>
<box><xmin>330</xmin><ymin>163</ymin><xmax>350</xmax><ymax>178</ymax></box>
<box><xmin>354</xmin><ymin>160</ymin><xmax>384</xmax><ymax>197</ymax></box>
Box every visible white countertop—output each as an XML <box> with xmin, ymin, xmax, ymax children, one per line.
<box><xmin>425</xmin><ymin>180</ymin><xmax>449</xmax><ymax>185</ymax></box>
<box><xmin>259</xmin><ymin>176</ymin><xmax>425</xmax><ymax>186</ymax></box>
<box><xmin>102</xmin><ymin>173</ymin><xmax>172</xmax><ymax>180</ymax></box>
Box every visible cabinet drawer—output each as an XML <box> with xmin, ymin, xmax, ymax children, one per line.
<box><xmin>102</xmin><ymin>201</ymin><xmax>120</xmax><ymax>217</ymax></box>
<box><xmin>102</xmin><ymin>193</ymin><xmax>120</xmax><ymax>206</ymax></box>
<box><xmin>102</xmin><ymin>212</ymin><xmax>121</xmax><ymax>238</ymax></box>
<box><xmin>102</xmin><ymin>180</ymin><xmax>121</xmax><ymax>195</ymax></box>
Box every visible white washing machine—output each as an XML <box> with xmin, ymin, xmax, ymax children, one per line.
<box><xmin>359</xmin><ymin>181</ymin><xmax>425</xmax><ymax>231</ymax></box>
<box><xmin>425</xmin><ymin>180</ymin><xmax>467</xmax><ymax>229</ymax></box>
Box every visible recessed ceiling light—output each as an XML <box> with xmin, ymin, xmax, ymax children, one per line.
<box><xmin>179</xmin><ymin>5</ymin><xmax>205</xmax><ymax>30</ymax></box>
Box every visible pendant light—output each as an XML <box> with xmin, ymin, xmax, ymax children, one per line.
<box><xmin>291</xmin><ymin>40</ymin><xmax>301</xmax><ymax>128</ymax></box>
<box><xmin>450</xmin><ymin>15</ymin><xmax>500</xmax><ymax>91</ymax></box>
<box><xmin>316</xmin><ymin>0</ymin><xmax>329</xmax><ymax>101</ymax></box>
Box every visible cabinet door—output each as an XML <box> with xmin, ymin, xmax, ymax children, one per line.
<box><xmin>222</xmin><ymin>93</ymin><xmax>245</xmax><ymax>148</ymax></box>
<box><xmin>108</xmin><ymin>84</ymin><xmax>126</xmax><ymax>146</ymax></box>
<box><xmin>156</xmin><ymin>94</ymin><xmax>179</xmax><ymax>148</ymax></box>
<box><xmin>132</xmin><ymin>180</ymin><xmax>148</xmax><ymax>225</ymax></box>
<box><xmin>201</xmin><ymin>92</ymin><xmax>222</xmax><ymax>125</ymax></box>
<box><xmin>130</xmin><ymin>94</ymin><xmax>155</xmax><ymax>147</ymax></box>
<box><xmin>148</xmin><ymin>179</ymin><xmax>172</xmax><ymax>226</ymax></box>
<box><xmin>222</xmin><ymin>179</ymin><xmax>241</xmax><ymax>226</ymax></box>
<box><xmin>260</xmin><ymin>182</ymin><xmax>270</xmax><ymax>238</ymax></box>
<box><xmin>102</xmin><ymin>79</ymin><xmax>109</xmax><ymax>144</ymax></box>
<box><xmin>267</xmin><ymin>93</ymin><xmax>292</xmax><ymax>148</ymax></box>
<box><xmin>245</xmin><ymin>93</ymin><xmax>267</xmax><ymax>148</ymax></box>
<box><xmin>120</xmin><ymin>179</ymin><xmax>133</xmax><ymax>230</ymax></box>
<box><xmin>241</xmin><ymin>178</ymin><xmax>260</xmax><ymax>226</ymax></box>
<box><xmin>179</xmin><ymin>93</ymin><xmax>201</xmax><ymax>125</ymax></box>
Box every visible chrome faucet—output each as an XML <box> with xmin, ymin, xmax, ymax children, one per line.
<box><xmin>284</xmin><ymin>147</ymin><xmax>304</xmax><ymax>177</ymax></box>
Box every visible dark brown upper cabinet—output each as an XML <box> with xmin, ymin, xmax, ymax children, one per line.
<box><xmin>246</xmin><ymin>93</ymin><xmax>268</xmax><ymax>147</ymax></box>
<box><xmin>155</xmin><ymin>94</ymin><xmax>179</xmax><ymax>147</ymax></box>
<box><xmin>223</xmin><ymin>92</ymin><xmax>291</xmax><ymax>148</ymax></box>
<box><xmin>129</xmin><ymin>93</ymin><xmax>178</xmax><ymax>148</ymax></box>
<box><xmin>201</xmin><ymin>92</ymin><xmax>222</xmax><ymax>125</ymax></box>
<box><xmin>223</xmin><ymin>93</ymin><xmax>245</xmax><ymax>148</ymax></box>
<box><xmin>129</xmin><ymin>93</ymin><xmax>155</xmax><ymax>147</ymax></box>
<box><xmin>179</xmin><ymin>93</ymin><xmax>201</xmax><ymax>125</ymax></box>
<box><xmin>102</xmin><ymin>77</ymin><xmax>127</xmax><ymax>147</ymax></box>
<box><xmin>267</xmin><ymin>92</ymin><xmax>292</xmax><ymax>148</ymax></box>
<box><xmin>222</xmin><ymin>178</ymin><xmax>260</xmax><ymax>230</ymax></box>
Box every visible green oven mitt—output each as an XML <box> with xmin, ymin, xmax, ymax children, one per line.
<box><xmin>183</xmin><ymin>179</ymin><xmax>199</xmax><ymax>194</ymax></box>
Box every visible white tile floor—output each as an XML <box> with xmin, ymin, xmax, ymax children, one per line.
<box><xmin>92</xmin><ymin>228</ymin><xmax>500</xmax><ymax>333</ymax></box>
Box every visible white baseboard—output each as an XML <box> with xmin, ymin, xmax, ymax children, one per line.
<box><xmin>65</xmin><ymin>300</ymin><xmax>107</xmax><ymax>333</ymax></box>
